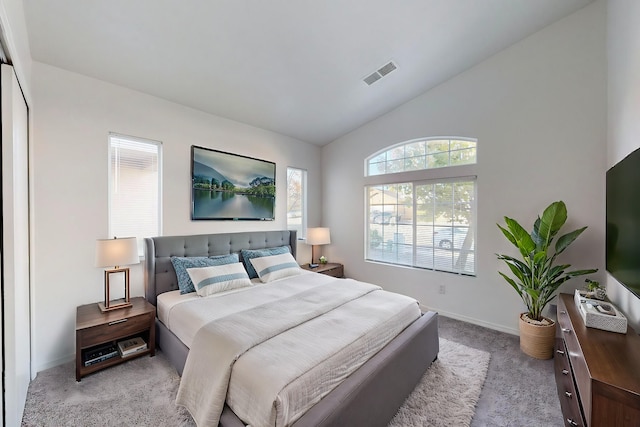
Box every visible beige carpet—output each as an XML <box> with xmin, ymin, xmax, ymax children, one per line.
<box><xmin>22</xmin><ymin>338</ymin><xmax>489</xmax><ymax>427</ymax></box>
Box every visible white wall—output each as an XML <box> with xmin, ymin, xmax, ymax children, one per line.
<box><xmin>31</xmin><ymin>62</ymin><xmax>322</xmax><ymax>371</ymax></box>
<box><xmin>322</xmin><ymin>1</ymin><xmax>607</xmax><ymax>334</ymax></box>
<box><xmin>0</xmin><ymin>0</ymin><xmax>32</xmax><ymax>101</ymax></box>
<box><xmin>606</xmin><ymin>0</ymin><xmax>640</xmax><ymax>329</ymax></box>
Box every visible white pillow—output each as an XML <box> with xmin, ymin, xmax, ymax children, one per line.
<box><xmin>249</xmin><ymin>252</ymin><xmax>301</xmax><ymax>283</ymax></box>
<box><xmin>187</xmin><ymin>262</ymin><xmax>252</xmax><ymax>297</ymax></box>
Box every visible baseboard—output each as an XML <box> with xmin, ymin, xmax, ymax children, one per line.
<box><xmin>36</xmin><ymin>352</ymin><xmax>75</xmax><ymax>374</ymax></box>
<box><xmin>419</xmin><ymin>304</ymin><xmax>519</xmax><ymax>336</ymax></box>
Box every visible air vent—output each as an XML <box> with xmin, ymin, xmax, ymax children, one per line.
<box><xmin>364</xmin><ymin>72</ymin><xmax>382</xmax><ymax>85</ymax></box>
<box><xmin>363</xmin><ymin>61</ymin><xmax>398</xmax><ymax>86</ymax></box>
<box><xmin>378</xmin><ymin>61</ymin><xmax>397</xmax><ymax>76</ymax></box>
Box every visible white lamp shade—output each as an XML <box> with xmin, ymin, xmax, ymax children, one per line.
<box><xmin>306</xmin><ymin>227</ymin><xmax>331</xmax><ymax>245</ymax></box>
<box><xmin>95</xmin><ymin>237</ymin><xmax>140</xmax><ymax>268</ymax></box>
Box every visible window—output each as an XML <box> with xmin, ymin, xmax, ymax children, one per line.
<box><xmin>109</xmin><ymin>133</ymin><xmax>162</xmax><ymax>255</ymax></box>
<box><xmin>287</xmin><ymin>167</ymin><xmax>307</xmax><ymax>238</ymax></box>
<box><xmin>367</xmin><ymin>138</ymin><xmax>476</xmax><ymax>176</ymax></box>
<box><xmin>365</xmin><ymin>137</ymin><xmax>476</xmax><ymax>275</ymax></box>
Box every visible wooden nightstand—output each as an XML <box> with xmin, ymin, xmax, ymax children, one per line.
<box><xmin>301</xmin><ymin>262</ymin><xmax>344</xmax><ymax>278</ymax></box>
<box><xmin>76</xmin><ymin>297</ymin><xmax>155</xmax><ymax>381</ymax></box>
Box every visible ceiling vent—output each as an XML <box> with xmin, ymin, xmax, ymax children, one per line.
<box><xmin>363</xmin><ymin>61</ymin><xmax>397</xmax><ymax>86</ymax></box>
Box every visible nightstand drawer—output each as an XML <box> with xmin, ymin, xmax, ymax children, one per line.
<box><xmin>79</xmin><ymin>312</ymin><xmax>153</xmax><ymax>349</ymax></box>
<box><xmin>322</xmin><ymin>265</ymin><xmax>344</xmax><ymax>278</ymax></box>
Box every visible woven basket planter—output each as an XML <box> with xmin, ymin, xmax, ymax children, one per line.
<box><xmin>518</xmin><ymin>313</ymin><xmax>556</xmax><ymax>360</ymax></box>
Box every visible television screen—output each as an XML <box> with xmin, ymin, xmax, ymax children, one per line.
<box><xmin>191</xmin><ymin>146</ymin><xmax>275</xmax><ymax>220</ymax></box>
<box><xmin>606</xmin><ymin>146</ymin><xmax>640</xmax><ymax>299</ymax></box>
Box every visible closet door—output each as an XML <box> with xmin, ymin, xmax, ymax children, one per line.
<box><xmin>1</xmin><ymin>63</ymin><xmax>30</xmax><ymax>427</ymax></box>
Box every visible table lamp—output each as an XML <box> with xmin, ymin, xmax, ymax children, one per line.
<box><xmin>95</xmin><ymin>237</ymin><xmax>139</xmax><ymax>311</ymax></box>
<box><xmin>306</xmin><ymin>227</ymin><xmax>331</xmax><ymax>266</ymax></box>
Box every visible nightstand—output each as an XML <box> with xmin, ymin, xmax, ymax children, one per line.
<box><xmin>301</xmin><ymin>262</ymin><xmax>344</xmax><ymax>278</ymax></box>
<box><xmin>76</xmin><ymin>296</ymin><xmax>155</xmax><ymax>381</ymax></box>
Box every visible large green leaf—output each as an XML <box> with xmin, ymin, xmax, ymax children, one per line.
<box><xmin>504</xmin><ymin>217</ymin><xmax>535</xmax><ymax>255</ymax></box>
<box><xmin>534</xmin><ymin>201</ymin><xmax>567</xmax><ymax>249</ymax></box>
<box><xmin>555</xmin><ymin>227</ymin><xmax>587</xmax><ymax>255</ymax></box>
<box><xmin>497</xmin><ymin>224</ymin><xmax>517</xmax><ymax>247</ymax></box>
<box><xmin>566</xmin><ymin>268</ymin><xmax>598</xmax><ymax>277</ymax></box>
<box><xmin>499</xmin><ymin>272</ymin><xmax>521</xmax><ymax>295</ymax></box>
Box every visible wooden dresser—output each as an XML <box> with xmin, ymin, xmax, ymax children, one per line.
<box><xmin>555</xmin><ymin>293</ymin><xmax>640</xmax><ymax>427</ymax></box>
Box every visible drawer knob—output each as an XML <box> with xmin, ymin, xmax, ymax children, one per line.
<box><xmin>562</xmin><ymin>328</ymin><xmax>572</xmax><ymax>334</ymax></box>
<box><xmin>108</xmin><ymin>318</ymin><xmax>128</xmax><ymax>326</ymax></box>
<box><xmin>557</xmin><ymin>349</ymin><xmax>565</xmax><ymax>355</ymax></box>
<box><xmin>567</xmin><ymin>418</ymin><xmax>579</xmax><ymax>426</ymax></box>
<box><xmin>562</xmin><ymin>369</ymin><xmax>569</xmax><ymax>375</ymax></box>
<box><xmin>565</xmin><ymin>391</ymin><xmax>572</xmax><ymax>398</ymax></box>
<box><xmin>560</xmin><ymin>310</ymin><xmax>567</xmax><ymax>314</ymax></box>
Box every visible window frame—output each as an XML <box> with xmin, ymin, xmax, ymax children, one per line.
<box><xmin>365</xmin><ymin>136</ymin><xmax>477</xmax><ymax>177</ymax></box>
<box><xmin>108</xmin><ymin>132</ymin><xmax>163</xmax><ymax>256</ymax></box>
<box><xmin>364</xmin><ymin>137</ymin><xmax>477</xmax><ymax>275</ymax></box>
<box><xmin>286</xmin><ymin>166</ymin><xmax>308</xmax><ymax>239</ymax></box>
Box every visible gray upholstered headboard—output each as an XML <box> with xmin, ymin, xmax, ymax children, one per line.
<box><xmin>144</xmin><ymin>230</ymin><xmax>297</xmax><ymax>306</ymax></box>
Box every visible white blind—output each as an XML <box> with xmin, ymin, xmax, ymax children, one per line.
<box><xmin>109</xmin><ymin>134</ymin><xmax>162</xmax><ymax>255</ymax></box>
<box><xmin>287</xmin><ymin>167</ymin><xmax>307</xmax><ymax>238</ymax></box>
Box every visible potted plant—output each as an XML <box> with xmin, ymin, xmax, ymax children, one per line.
<box><xmin>496</xmin><ymin>201</ymin><xmax>597</xmax><ymax>359</ymax></box>
<box><xmin>584</xmin><ymin>278</ymin><xmax>606</xmax><ymax>300</ymax></box>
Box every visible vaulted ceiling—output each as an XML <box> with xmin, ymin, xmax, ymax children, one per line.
<box><xmin>24</xmin><ymin>0</ymin><xmax>593</xmax><ymax>145</ymax></box>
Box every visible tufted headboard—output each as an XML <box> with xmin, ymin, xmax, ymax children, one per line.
<box><xmin>143</xmin><ymin>230</ymin><xmax>297</xmax><ymax>306</ymax></box>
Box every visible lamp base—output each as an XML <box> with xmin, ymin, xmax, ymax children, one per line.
<box><xmin>98</xmin><ymin>299</ymin><xmax>132</xmax><ymax>312</ymax></box>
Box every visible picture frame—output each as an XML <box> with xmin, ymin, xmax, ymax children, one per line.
<box><xmin>191</xmin><ymin>146</ymin><xmax>276</xmax><ymax>220</ymax></box>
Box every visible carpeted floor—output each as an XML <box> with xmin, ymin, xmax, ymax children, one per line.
<box><xmin>22</xmin><ymin>338</ymin><xmax>488</xmax><ymax>426</ymax></box>
<box><xmin>438</xmin><ymin>316</ymin><xmax>562</xmax><ymax>426</ymax></box>
<box><xmin>21</xmin><ymin>315</ymin><xmax>562</xmax><ymax>426</ymax></box>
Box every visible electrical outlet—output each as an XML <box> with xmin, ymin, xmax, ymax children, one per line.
<box><xmin>439</xmin><ymin>284</ymin><xmax>446</xmax><ymax>295</ymax></box>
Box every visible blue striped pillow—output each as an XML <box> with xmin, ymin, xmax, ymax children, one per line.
<box><xmin>186</xmin><ymin>262</ymin><xmax>252</xmax><ymax>297</ymax></box>
<box><xmin>240</xmin><ymin>246</ymin><xmax>290</xmax><ymax>279</ymax></box>
<box><xmin>249</xmin><ymin>252</ymin><xmax>301</xmax><ymax>283</ymax></box>
<box><xmin>170</xmin><ymin>253</ymin><xmax>239</xmax><ymax>294</ymax></box>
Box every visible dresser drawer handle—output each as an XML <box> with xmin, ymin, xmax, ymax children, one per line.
<box><xmin>562</xmin><ymin>369</ymin><xmax>569</xmax><ymax>375</ymax></box>
<box><xmin>108</xmin><ymin>318</ymin><xmax>128</xmax><ymax>326</ymax></box>
<box><xmin>567</xmin><ymin>418</ymin><xmax>579</xmax><ymax>426</ymax></box>
<box><xmin>565</xmin><ymin>391</ymin><xmax>572</xmax><ymax>398</ymax></box>
<box><xmin>556</xmin><ymin>349</ymin><xmax>565</xmax><ymax>355</ymax></box>
<box><xmin>561</xmin><ymin>328</ymin><xmax>572</xmax><ymax>333</ymax></box>
<box><xmin>560</xmin><ymin>310</ymin><xmax>567</xmax><ymax>315</ymax></box>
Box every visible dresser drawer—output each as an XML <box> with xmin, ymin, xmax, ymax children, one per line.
<box><xmin>558</xmin><ymin>298</ymin><xmax>592</xmax><ymax>418</ymax></box>
<box><xmin>78</xmin><ymin>312</ymin><xmax>153</xmax><ymax>349</ymax></box>
<box><xmin>555</xmin><ymin>338</ymin><xmax>585</xmax><ymax>427</ymax></box>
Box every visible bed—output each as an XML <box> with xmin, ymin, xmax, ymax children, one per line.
<box><xmin>144</xmin><ymin>230</ymin><xmax>439</xmax><ymax>427</ymax></box>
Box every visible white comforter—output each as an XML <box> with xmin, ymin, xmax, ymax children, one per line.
<box><xmin>173</xmin><ymin>273</ymin><xmax>420</xmax><ymax>427</ymax></box>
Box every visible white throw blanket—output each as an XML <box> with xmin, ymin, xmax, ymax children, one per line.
<box><xmin>176</xmin><ymin>279</ymin><xmax>381</xmax><ymax>427</ymax></box>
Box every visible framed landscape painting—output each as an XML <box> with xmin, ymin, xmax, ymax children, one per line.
<box><xmin>191</xmin><ymin>146</ymin><xmax>275</xmax><ymax>220</ymax></box>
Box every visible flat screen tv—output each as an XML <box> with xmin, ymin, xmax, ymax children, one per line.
<box><xmin>191</xmin><ymin>146</ymin><xmax>275</xmax><ymax>220</ymax></box>
<box><xmin>606</xmin><ymin>146</ymin><xmax>640</xmax><ymax>299</ymax></box>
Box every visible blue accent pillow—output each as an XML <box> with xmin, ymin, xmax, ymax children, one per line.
<box><xmin>240</xmin><ymin>246</ymin><xmax>290</xmax><ymax>279</ymax></box>
<box><xmin>170</xmin><ymin>253</ymin><xmax>239</xmax><ymax>294</ymax></box>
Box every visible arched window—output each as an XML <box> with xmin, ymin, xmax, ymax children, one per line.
<box><xmin>364</xmin><ymin>137</ymin><xmax>477</xmax><ymax>275</ymax></box>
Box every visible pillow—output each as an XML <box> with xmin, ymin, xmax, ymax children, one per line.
<box><xmin>170</xmin><ymin>253</ymin><xmax>239</xmax><ymax>294</ymax></box>
<box><xmin>187</xmin><ymin>262</ymin><xmax>252</xmax><ymax>297</ymax></box>
<box><xmin>241</xmin><ymin>246</ymin><xmax>290</xmax><ymax>279</ymax></box>
<box><xmin>249</xmin><ymin>252</ymin><xmax>301</xmax><ymax>283</ymax></box>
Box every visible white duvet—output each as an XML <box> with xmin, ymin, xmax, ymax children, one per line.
<box><xmin>167</xmin><ymin>272</ymin><xmax>420</xmax><ymax>427</ymax></box>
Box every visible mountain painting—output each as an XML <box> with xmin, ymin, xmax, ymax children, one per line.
<box><xmin>191</xmin><ymin>146</ymin><xmax>275</xmax><ymax>220</ymax></box>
